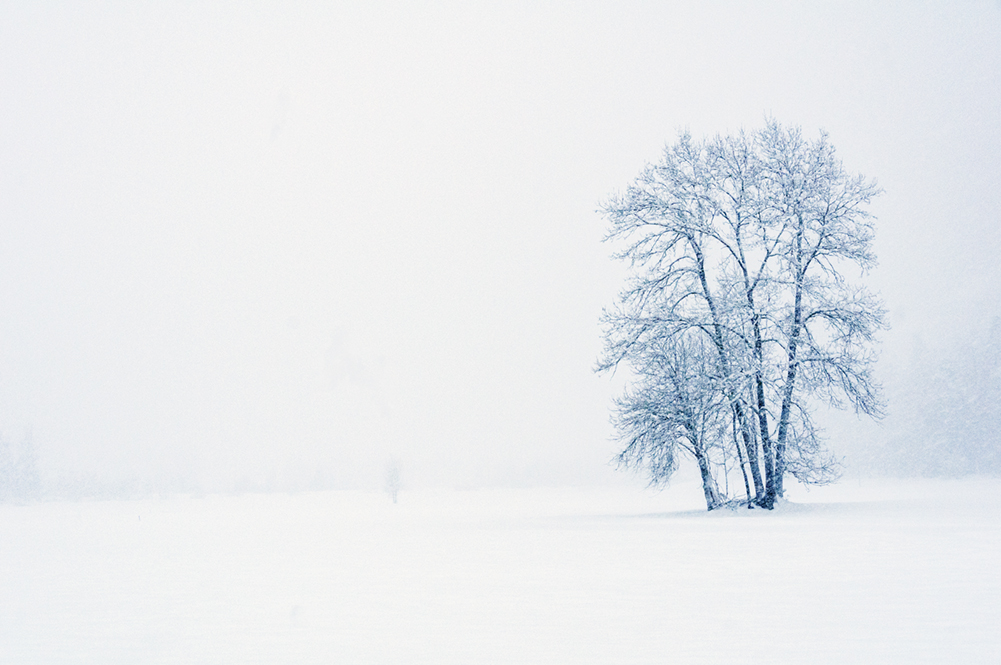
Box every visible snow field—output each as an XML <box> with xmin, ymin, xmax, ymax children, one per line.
<box><xmin>1</xmin><ymin>479</ymin><xmax>998</xmax><ymax>664</ymax></box>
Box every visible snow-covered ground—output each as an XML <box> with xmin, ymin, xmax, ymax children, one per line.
<box><xmin>1</xmin><ymin>477</ymin><xmax>998</xmax><ymax>664</ymax></box>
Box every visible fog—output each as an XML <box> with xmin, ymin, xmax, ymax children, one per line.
<box><xmin>1</xmin><ymin>2</ymin><xmax>999</xmax><ymax>495</ymax></box>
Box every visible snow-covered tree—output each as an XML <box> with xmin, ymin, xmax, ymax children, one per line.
<box><xmin>613</xmin><ymin>333</ymin><xmax>728</xmax><ymax>509</ymax></box>
<box><xmin>598</xmin><ymin>120</ymin><xmax>884</xmax><ymax>508</ymax></box>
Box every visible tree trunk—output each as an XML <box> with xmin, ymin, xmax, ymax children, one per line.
<box><xmin>752</xmin><ymin>314</ymin><xmax>776</xmax><ymax>509</ymax></box>
<box><xmin>755</xmin><ymin>375</ymin><xmax>776</xmax><ymax>508</ymax></box>
<box><xmin>734</xmin><ymin>401</ymin><xmax>764</xmax><ymax>501</ymax></box>
<box><xmin>775</xmin><ymin>232</ymin><xmax>809</xmax><ymax>499</ymax></box>
<box><xmin>774</xmin><ymin>321</ymin><xmax>801</xmax><ymax>499</ymax></box>
<box><xmin>693</xmin><ymin>438</ymin><xmax>721</xmax><ymax>511</ymax></box>
<box><xmin>732</xmin><ymin>409</ymin><xmax>753</xmax><ymax>506</ymax></box>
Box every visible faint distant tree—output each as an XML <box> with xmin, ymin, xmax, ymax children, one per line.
<box><xmin>599</xmin><ymin>120</ymin><xmax>885</xmax><ymax>509</ymax></box>
<box><xmin>0</xmin><ymin>431</ymin><xmax>41</xmax><ymax>503</ymax></box>
<box><xmin>384</xmin><ymin>461</ymin><xmax>401</xmax><ymax>503</ymax></box>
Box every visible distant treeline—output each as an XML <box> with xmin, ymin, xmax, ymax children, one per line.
<box><xmin>860</xmin><ymin>319</ymin><xmax>1001</xmax><ymax>477</ymax></box>
<box><xmin>0</xmin><ymin>431</ymin><xmax>40</xmax><ymax>502</ymax></box>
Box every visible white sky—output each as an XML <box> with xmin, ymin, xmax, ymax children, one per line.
<box><xmin>1</xmin><ymin>1</ymin><xmax>999</xmax><ymax>492</ymax></box>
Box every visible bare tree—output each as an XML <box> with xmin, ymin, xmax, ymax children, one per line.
<box><xmin>613</xmin><ymin>333</ymin><xmax>727</xmax><ymax>510</ymax></box>
<box><xmin>599</xmin><ymin>120</ymin><xmax>884</xmax><ymax>509</ymax></box>
<box><xmin>598</xmin><ymin>132</ymin><xmax>766</xmax><ymax>504</ymax></box>
<box><xmin>756</xmin><ymin>121</ymin><xmax>885</xmax><ymax>502</ymax></box>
